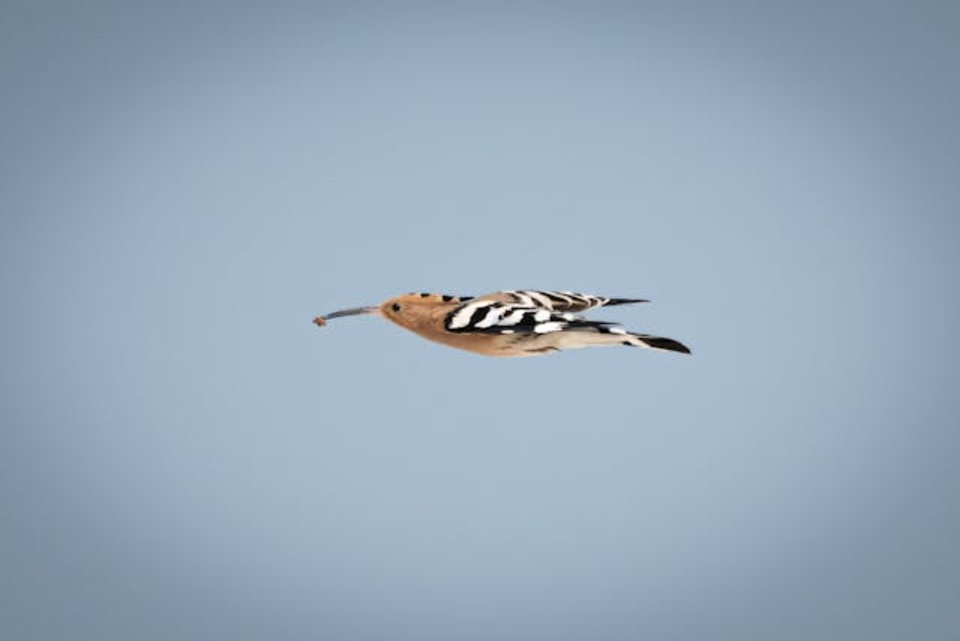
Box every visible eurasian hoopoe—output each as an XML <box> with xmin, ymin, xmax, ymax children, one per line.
<box><xmin>314</xmin><ymin>290</ymin><xmax>690</xmax><ymax>357</ymax></box>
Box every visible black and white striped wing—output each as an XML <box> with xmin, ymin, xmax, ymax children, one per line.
<box><xmin>444</xmin><ymin>298</ymin><xmax>623</xmax><ymax>336</ymax></box>
<box><xmin>444</xmin><ymin>296</ymin><xmax>691</xmax><ymax>354</ymax></box>
<box><xmin>472</xmin><ymin>290</ymin><xmax>647</xmax><ymax>314</ymax></box>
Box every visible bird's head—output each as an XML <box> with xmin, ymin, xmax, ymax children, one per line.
<box><xmin>314</xmin><ymin>292</ymin><xmax>466</xmax><ymax>331</ymax></box>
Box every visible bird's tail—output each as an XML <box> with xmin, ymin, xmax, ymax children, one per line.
<box><xmin>549</xmin><ymin>326</ymin><xmax>691</xmax><ymax>354</ymax></box>
<box><xmin>623</xmin><ymin>333</ymin><xmax>691</xmax><ymax>354</ymax></box>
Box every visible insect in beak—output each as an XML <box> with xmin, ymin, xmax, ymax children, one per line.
<box><xmin>313</xmin><ymin>305</ymin><xmax>381</xmax><ymax>327</ymax></box>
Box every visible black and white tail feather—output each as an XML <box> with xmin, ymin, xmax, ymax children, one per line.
<box><xmin>444</xmin><ymin>290</ymin><xmax>690</xmax><ymax>354</ymax></box>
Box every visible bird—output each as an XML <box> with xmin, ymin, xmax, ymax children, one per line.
<box><xmin>313</xmin><ymin>290</ymin><xmax>690</xmax><ymax>357</ymax></box>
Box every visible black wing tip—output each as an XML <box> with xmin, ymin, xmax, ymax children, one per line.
<box><xmin>643</xmin><ymin>336</ymin><xmax>691</xmax><ymax>354</ymax></box>
<box><xmin>606</xmin><ymin>297</ymin><xmax>650</xmax><ymax>306</ymax></box>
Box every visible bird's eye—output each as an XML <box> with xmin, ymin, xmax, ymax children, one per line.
<box><xmin>391</xmin><ymin>303</ymin><xmax>402</xmax><ymax>312</ymax></box>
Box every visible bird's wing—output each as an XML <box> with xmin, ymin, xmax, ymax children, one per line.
<box><xmin>444</xmin><ymin>298</ymin><xmax>690</xmax><ymax>353</ymax></box>
<box><xmin>444</xmin><ymin>298</ymin><xmax>617</xmax><ymax>335</ymax></box>
<box><xmin>470</xmin><ymin>290</ymin><xmax>647</xmax><ymax>314</ymax></box>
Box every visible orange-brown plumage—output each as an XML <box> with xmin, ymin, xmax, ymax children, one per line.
<box><xmin>315</xmin><ymin>290</ymin><xmax>690</xmax><ymax>357</ymax></box>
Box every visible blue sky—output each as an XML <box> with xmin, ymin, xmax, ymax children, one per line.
<box><xmin>2</xmin><ymin>2</ymin><xmax>958</xmax><ymax>640</ymax></box>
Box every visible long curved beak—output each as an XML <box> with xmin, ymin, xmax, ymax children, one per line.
<box><xmin>313</xmin><ymin>305</ymin><xmax>380</xmax><ymax>327</ymax></box>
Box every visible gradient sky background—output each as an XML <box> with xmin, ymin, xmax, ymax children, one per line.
<box><xmin>2</xmin><ymin>2</ymin><xmax>959</xmax><ymax>640</ymax></box>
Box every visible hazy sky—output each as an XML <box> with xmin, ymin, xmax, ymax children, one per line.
<box><xmin>2</xmin><ymin>2</ymin><xmax>958</xmax><ymax>640</ymax></box>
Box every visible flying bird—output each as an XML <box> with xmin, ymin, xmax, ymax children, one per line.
<box><xmin>313</xmin><ymin>290</ymin><xmax>690</xmax><ymax>357</ymax></box>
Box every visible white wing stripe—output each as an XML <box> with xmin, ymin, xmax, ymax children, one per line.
<box><xmin>522</xmin><ymin>291</ymin><xmax>554</xmax><ymax>308</ymax></box>
<box><xmin>474</xmin><ymin>306</ymin><xmax>507</xmax><ymax>328</ymax></box>
<box><xmin>499</xmin><ymin>309</ymin><xmax>527</xmax><ymax>326</ymax></box>
<box><xmin>533</xmin><ymin>321</ymin><xmax>564</xmax><ymax>334</ymax></box>
<box><xmin>449</xmin><ymin>300</ymin><xmax>496</xmax><ymax>329</ymax></box>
